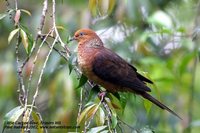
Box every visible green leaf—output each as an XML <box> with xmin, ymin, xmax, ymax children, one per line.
<box><xmin>56</xmin><ymin>25</ymin><xmax>66</xmax><ymax>30</ymax></box>
<box><xmin>68</xmin><ymin>52</ymin><xmax>77</xmax><ymax>74</ymax></box>
<box><xmin>100</xmin><ymin>130</ymin><xmax>109</xmax><ymax>133</ymax></box>
<box><xmin>95</xmin><ymin>107</ymin><xmax>105</xmax><ymax>126</ymax></box>
<box><xmin>108</xmin><ymin>93</ymin><xmax>122</xmax><ymax>110</ymax></box>
<box><xmin>3</xmin><ymin>106</ymin><xmax>24</xmax><ymax>128</ymax></box>
<box><xmin>177</xmin><ymin>27</ymin><xmax>186</xmax><ymax>33</ymax></box>
<box><xmin>20</xmin><ymin>9</ymin><xmax>31</xmax><ymax>16</ymax></box>
<box><xmin>32</xmin><ymin>111</ymin><xmax>44</xmax><ymax>133</ymax></box>
<box><xmin>20</xmin><ymin>29</ymin><xmax>29</xmax><ymax>53</ymax></box>
<box><xmin>77</xmin><ymin>104</ymin><xmax>98</xmax><ymax>124</ymax></box>
<box><xmin>19</xmin><ymin>24</ymin><xmax>34</xmax><ymax>54</ymax></box>
<box><xmin>8</xmin><ymin>28</ymin><xmax>20</xmax><ymax>44</ymax></box>
<box><xmin>148</xmin><ymin>10</ymin><xmax>172</xmax><ymax>28</ymax></box>
<box><xmin>76</xmin><ymin>74</ymin><xmax>88</xmax><ymax>89</ymax></box>
<box><xmin>0</xmin><ymin>13</ymin><xmax>7</xmax><ymax>20</ymax></box>
<box><xmin>87</xmin><ymin>126</ymin><xmax>107</xmax><ymax>133</ymax></box>
<box><xmin>107</xmin><ymin>0</ymin><xmax>116</xmax><ymax>15</ymax></box>
<box><xmin>89</xmin><ymin>0</ymin><xmax>115</xmax><ymax>17</ymax></box>
<box><xmin>144</xmin><ymin>99</ymin><xmax>152</xmax><ymax>115</ymax></box>
<box><xmin>89</xmin><ymin>0</ymin><xmax>97</xmax><ymax>17</ymax></box>
<box><xmin>104</xmin><ymin>97</ymin><xmax>117</xmax><ymax>117</ymax></box>
<box><xmin>87</xmin><ymin>85</ymin><xmax>100</xmax><ymax>102</ymax></box>
<box><xmin>111</xmin><ymin>114</ymin><xmax>118</xmax><ymax>128</ymax></box>
<box><xmin>179</xmin><ymin>52</ymin><xmax>196</xmax><ymax>75</ymax></box>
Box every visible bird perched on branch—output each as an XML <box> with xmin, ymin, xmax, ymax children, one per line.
<box><xmin>70</xmin><ymin>28</ymin><xmax>181</xmax><ymax>119</ymax></box>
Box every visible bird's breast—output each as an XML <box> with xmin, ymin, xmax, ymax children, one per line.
<box><xmin>77</xmin><ymin>47</ymin><xmax>96</xmax><ymax>75</ymax></box>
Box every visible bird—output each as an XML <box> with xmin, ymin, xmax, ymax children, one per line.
<box><xmin>70</xmin><ymin>28</ymin><xmax>181</xmax><ymax>119</ymax></box>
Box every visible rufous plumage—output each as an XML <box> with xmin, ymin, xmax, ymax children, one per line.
<box><xmin>70</xmin><ymin>28</ymin><xmax>181</xmax><ymax>119</ymax></box>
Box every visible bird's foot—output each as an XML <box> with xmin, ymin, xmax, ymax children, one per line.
<box><xmin>98</xmin><ymin>91</ymin><xmax>107</xmax><ymax>101</ymax></box>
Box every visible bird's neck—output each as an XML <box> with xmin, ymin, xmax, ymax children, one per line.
<box><xmin>80</xmin><ymin>37</ymin><xmax>103</xmax><ymax>49</ymax></box>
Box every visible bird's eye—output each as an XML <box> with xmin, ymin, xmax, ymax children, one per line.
<box><xmin>79</xmin><ymin>32</ymin><xmax>84</xmax><ymax>36</ymax></box>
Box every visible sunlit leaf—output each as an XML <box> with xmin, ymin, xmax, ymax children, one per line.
<box><xmin>76</xmin><ymin>74</ymin><xmax>88</xmax><ymax>89</ymax></box>
<box><xmin>159</xmin><ymin>28</ymin><xmax>172</xmax><ymax>34</ymax></box>
<box><xmin>100</xmin><ymin>130</ymin><xmax>109</xmax><ymax>133</ymax></box>
<box><xmin>108</xmin><ymin>93</ymin><xmax>122</xmax><ymax>110</ymax></box>
<box><xmin>8</xmin><ymin>28</ymin><xmax>20</xmax><ymax>44</ymax></box>
<box><xmin>20</xmin><ymin>29</ymin><xmax>29</xmax><ymax>53</ymax></box>
<box><xmin>144</xmin><ymin>99</ymin><xmax>152</xmax><ymax>115</ymax></box>
<box><xmin>95</xmin><ymin>107</ymin><xmax>105</xmax><ymax>126</ymax></box>
<box><xmin>56</xmin><ymin>25</ymin><xmax>66</xmax><ymax>30</ymax></box>
<box><xmin>87</xmin><ymin>125</ymin><xmax>107</xmax><ymax>133</ymax></box>
<box><xmin>108</xmin><ymin>0</ymin><xmax>115</xmax><ymax>15</ymax></box>
<box><xmin>77</xmin><ymin>104</ymin><xmax>98</xmax><ymax>124</ymax></box>
<box><xmin>89</xmin><ymin>0</ymin><xmax>97</xmax><ymax>17</ymax></box>
<box><xmin>104</xmin><ymin>97</ymin><xmax>117</xmax><ymax>117</ymax></box>
<box><xmin>89</xmin><ymin>0</ymin><xmax>115</xmax><ymax>17</ymax></box>
<box><xmin>148</xmin><ymin>10</ymin><xmax>172</xmax><ymax>28</ymax></box>
<box><xmin>111</xmin><ymin>114</ymin><xmax>117</xmax><ymax>128</ymax></box>
<box><xmin>87</xmin><ymin>104</ymin><xmax>99</xmax><ymax>120</ymax></box>
<box><xmin>0</xmin><ymin>13</ymin><xmax>7</xmax><ymax>20</ymax></box>
<box><xmin>19</xmin><ymin>24</ymin><xmax>34</xmax><ymax>54</ymax></box>
<box><xmin>3</xmin><ymin>106</ymin><xmax>24</xmax><ymax>127</ymax></box>
<box><xmin>20</xmin><ymin>9</ymin><xmax>31</xmax><ymax>16</ymax></box>
<box><xmin>177</xmin><ymin>27</ymin><xmax>186</xmax><ymax>33</ymax></box>
<box><xmin>32</xmin><ymin>111</ymin><xmax>44</xmax><ymax>133</ymax></box>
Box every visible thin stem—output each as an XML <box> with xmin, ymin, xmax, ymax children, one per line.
<box><xmin>27</xmin><ymin>29</ymin><xmax>53</xmax><ymax>91</ymax></box>
<box><xmin>27</xmin><ymin>35</ymin><xmax>58</xmax><ymax>131</ymax></box>
<box><xmin>21</xmin><ymin>0</ymin><xmax>48</xmax><ymax>71</ymax></box>
<box><xmin>15</xmin><ymin>30</ymin><xmax>26</xmax><ymax>105</ymax></box>
<box><xmin>14</xmin><ymin>0</ymin><xmax>26</xmax><ymax>106</ymax></box>
<box><xmin>76</xmin><ymin>87</ymin><xmax>83</xmax><ymax>132</ymax></box>
<box><xmin>14</xmin><ymin>0</ymin><xmax>18</xmax><ymax>10</ymax></box>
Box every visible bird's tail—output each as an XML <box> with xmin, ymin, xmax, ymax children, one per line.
<box><xmin>141</xmin><ymin>92</ymin><xmax>182</xmax><ymax>119</ymax></box>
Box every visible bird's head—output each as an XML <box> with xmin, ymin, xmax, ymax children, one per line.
<box><xmin>70</xmin><ymin>28</ymin><xmax>101</xmax><ymax>44</ymax></box>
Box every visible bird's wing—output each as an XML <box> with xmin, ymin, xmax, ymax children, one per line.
<box><xmin>92</xmin><ymin>48</ymin><xmax>151</xmax><ymax>92</ymax></box>
<box><xmin>128</xmin><ymin>64</ymin><xmax>153</xmax><ymax>84</ymax></box>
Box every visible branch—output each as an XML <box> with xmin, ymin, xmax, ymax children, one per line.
<box><xmin>13</xmin><ymin>0</ymin><xmax>26</xmax><ymax>106</ymax></box>
<box><xmin>27</xmin><ymin>29</ymin><xmax>53</xmax><ymax>91</ymax></box>
<box><xmin>20</xmin><ymin>0</ymin><xmax>48</xmax><ymax>71</ymax></box>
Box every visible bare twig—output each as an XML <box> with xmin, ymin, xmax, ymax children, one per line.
<box><xmin>102</xmin><ymin>100</ymin><xmax>115</xmax><ymax>132</ymax></box>
<box><xmin>27</xmin><ymin>29</ymin><xmax>53</xmax><ymax>91</ymax></box>
<box><xmin>77</xmin><ymin>87</ymin><xmax>83</xmax><ymax>132</ymax></box>
<box><xmin>20</xmin><ymin>0</ymin><xmax>48</xmax><ymax>71</ymax></box>
<box><xmin>15</xmin><ymin>30</ymin><xmax>26</xmax><ymax>105</ymax></box>
<box><xmin>26</xmin><ymin>35</ymin><xmax>58</xmax><ymax>131</ymax></box>
<box><xmin>13</xmin><ymin>0</ymin><xmax>26</xmax><ymax>106</ymax></box>
<box><xmin>14</xmin><ymin>0</ymin><xmax>18</xmax><ymax>10</ymax></box>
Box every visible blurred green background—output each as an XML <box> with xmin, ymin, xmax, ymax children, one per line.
<box><xmin>0</xmin><ymin>0</ymin><xmax>200</xmax><ymax>132</ymax></box>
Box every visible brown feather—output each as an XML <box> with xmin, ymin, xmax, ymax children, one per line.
<box><xmin>72</xmin><ymin>28</ymin><xmax>181</xmax><ymax>119</ymax></box>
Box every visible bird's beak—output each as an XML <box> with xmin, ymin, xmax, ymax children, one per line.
<box><xmin>69</xmin><ymin>37</ymin><xmax>76</xmax><ymax>42</ymax></box>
